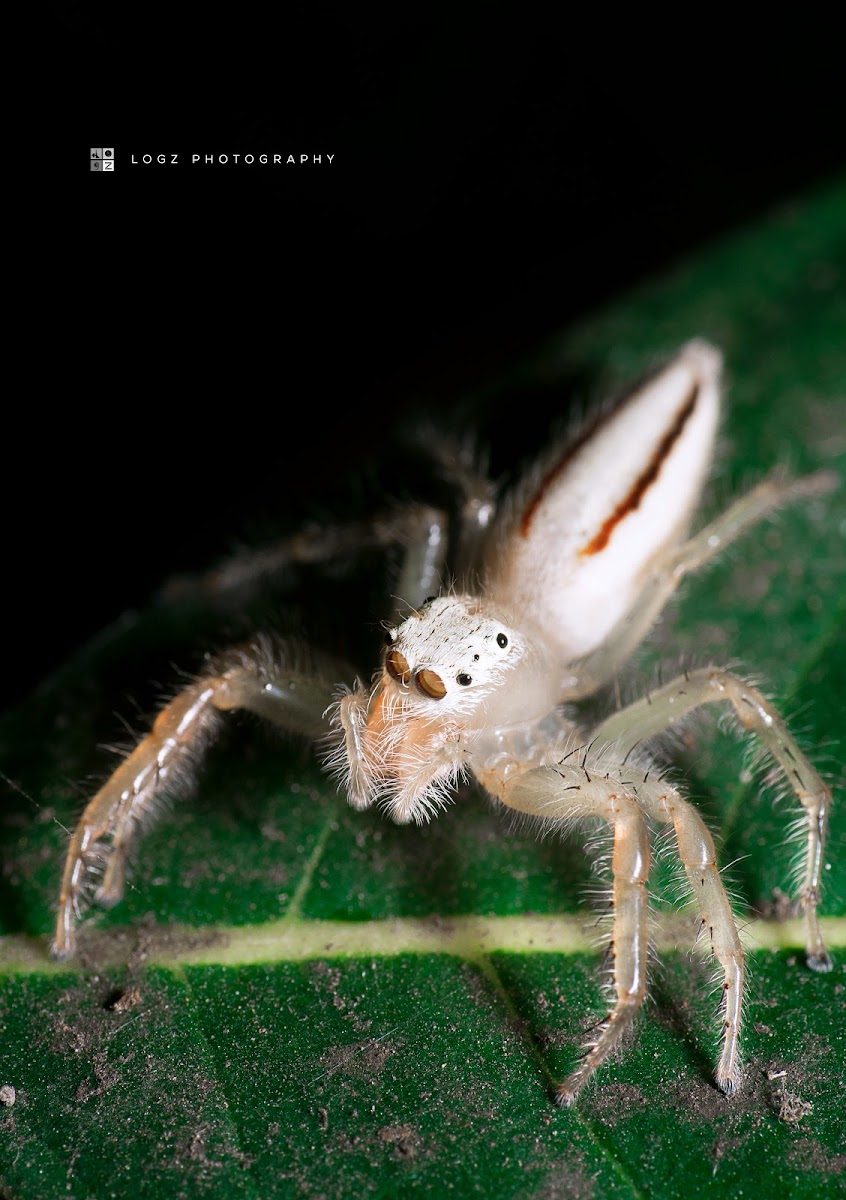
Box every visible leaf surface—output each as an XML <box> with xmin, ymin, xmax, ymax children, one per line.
<box><xmin>2</xmin><ymin>180</ymin><xmax>845</xmax><ymax>1199</ymax></box>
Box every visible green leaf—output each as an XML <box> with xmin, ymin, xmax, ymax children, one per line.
<box><xmin>2</xmin><ymin>180</ymin><xmax>845</xmax><ymax>1199</ymax></box>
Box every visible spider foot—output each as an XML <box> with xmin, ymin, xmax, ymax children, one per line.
<box><xmin>552</xmin><ymin>1043</ymin><xmax>610</xmax><ymax>1109</ymax></box>
<box><xmin>553</xmin><ymin>1083</ymin><xmax>579</xmax><ymax>1108</ymax></box>
<box><xmin>51</xmin><ymin>839</ymin><xmax>113</xmax><ymax>960</ymax></box>
<box><xmin>715</xmin><ymin>1065</ymin><xmax>743</xmax><ymax>1097</ymax></box>
<box><xmin>51</xmin><ymin>907</ymin><xmax>77</xmax><ymax>961</ymax></box>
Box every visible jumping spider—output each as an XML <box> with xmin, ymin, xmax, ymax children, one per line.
<box><xmin>52</xmin><ymin>341</ymin><xmax>835</xmax><ymax>1105</ymax></box>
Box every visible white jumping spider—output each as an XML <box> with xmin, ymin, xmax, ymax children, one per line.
<box><xmin>53</xmin><ymin>341</ymin><xmax>835</xmax><ymax>1105</ymax></box>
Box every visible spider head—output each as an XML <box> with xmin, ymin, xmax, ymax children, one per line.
<box><xmin>331</xmin><ymin>594</ymin><xmax>558</xmax><ymax>822</ymax></box>
<box><xmin>379</xmin><ymin>595</ymin><xmax>520</xmax><ymax>718</ymax></box>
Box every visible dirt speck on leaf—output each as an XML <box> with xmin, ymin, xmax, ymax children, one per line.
<box><xmin>377</xmin><ymin>1122</ymin><xmax>423</xmax><ymax>1160</ymax></box>
<box><xmin>786</xmin><ymin>1137</ymin><xmax>846</xmax><ymax>1176</ymax></box>
<box><xmin>526</xmin><ymin>1160</ymin><xmax>595</xmax><ymax>1200</ymax></box>
<box><xmin>72</xmin><ymin>918</ymin><xmax>230</xmax><ymax>972</ymax></box>
<box><xmin>174</xmin><ymin>1120</ymin><xmax>254</xmax><ymax>1176</ymax></box>
<box><xmin>107</xmin><ymin>985</ymin><xmax>143</xmax><ymax>1013</ymax></box>
<box><xmin>776</xmin><ymin>1090</ymin><xmax>814</xmax><ymax>1126</ymax></box>
<box><xmin>310</xmin><ymin>960</ymin><xmax>374</xmax><ymax>1032</ymax></box>
<box><xmin>584</xmin><ymin>1082</ymin><xmax>648</xmax><ymax>1123</ymax></box>
<box><xmin>318</xmin><ymin>1035</ymin><xmax>399</xmax><ymax>1083</ymax></box>
<box><xmin>74</xmin><ymin>1049</ymin><xmax>128</xmax><ymax>1102</ymax></box>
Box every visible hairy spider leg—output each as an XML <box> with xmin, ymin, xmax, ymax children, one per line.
<box><xmin>634</xmin><ymin>779</ymin><xmax>745</xmax><ymax>1093</ymax></box>
<box><xmin>412</xmin><ymin>427</ymin><xmax>498</xmax><ymax>585</ymax></box>
<box><xmin>593</xmin><ymin>669</ymin><xmax>833</xmax><ymax>971</ymax></box>
<box><xmin>159</xmin><ymin>502</ymin><xmax>452</xmax><ymax>617</ymax></box>
<box><xmin>499</xmin><ymin>762</ymin><xmax>652</xmax><ymax>1105</ymax></box>
<box><xmin>52</xmin><ymin>640</ymin><xmax>342</xmax><ymax>959</ymax></box>
<box><xmin>158</xmin><ymin>428</ymin><xmax>500</xmax><ymax>614</ymax></box>
<box><xmin>499</xmin><ymin>759</ymin><xmax>746</xmax><ymax>1101</ymax></box>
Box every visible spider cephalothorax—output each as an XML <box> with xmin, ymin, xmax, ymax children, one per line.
<box><xmin>382</xmin><ymin>595</ymin><xmax>520</xmax><ymax>704</ymax></box>
<box><xmin>334</xmin><ymin>595</ymin><xmax>542</xmax><ymax>824</ymax></box>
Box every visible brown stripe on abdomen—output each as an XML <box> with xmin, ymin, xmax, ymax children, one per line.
<box><xmin>578</xmin><ymin>383</ymin><xmax>699</xmax><ymax>556</ymax></box>
<box><xmin>519</xmin><ymin>409</ymin><xmax>609</xmax><ymax>538</ymax></box>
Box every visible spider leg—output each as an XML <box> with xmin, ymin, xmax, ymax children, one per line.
<box><xmin>631</xmin><ymin>780</ymin><xmax>745</xmax><ymax>1094</ymax></box>
<box><xmin>411</xmin><ymin>427</ymin><xmax>497</xmax><ymax>584</ymax></box>
<box><xmin>498</xmin><ymin>763</ymin><xmax>651</xmax><ymax>1105</ymax></box>
<box><xmin>570</xmin><ymin>471</ymin><xmax>836</xmax><ymax>696</ymax></box>
<box><xmin>53</xmin><ymin>637</ymin><xmax>343</xmax><ymax>960</ymax></box>
<box><xmin>158</xmin><ymin>502</ymin><xmax>450</xmax><ymax>616</ymax></box>
<box><xmin>593</xmin><ymin>668</ymin><xmax>833</xmax><ymax>972</ymax></box>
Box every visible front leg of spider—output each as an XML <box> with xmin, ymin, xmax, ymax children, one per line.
<box><xmin>52</xmin><ymin>638</ymin><xmax>342</xmax><ymax>959</ymax></box>
<box><xmin>500</xmin><ymin>758</ymin><xmax>745</xmax><ymax>1103</ymax></box>
<box><xmin>501</xmin><ymin>760</ymin><xmax>654</xmax><ymax>1104</ymax></box>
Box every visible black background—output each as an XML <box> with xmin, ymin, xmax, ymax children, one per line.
<box><xmin>14</xmin><ymin>11</ymin><xmax>844</xmax><ymax>712</ymax></box>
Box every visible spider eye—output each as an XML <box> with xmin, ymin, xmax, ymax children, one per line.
<box><xmin>386</xmin><ymin>649</ymin><xmax>412</xmax><ymax>685</ymax></box>
<box><xmin>384</xmin><ymin>629</ymin><xmax>397</xmax><ymax>646</ymax></box>
<box><xmin>416</xmin><ymin>669</ymin><xmax>446</xmax><ymax>699</ymax></box>
<box><xmin>496</xmin><ymin>633</ymin><xmax>508</xmax><ymax>648</ymax></box>
<box><xmin>456</xmin><ymin>672</ymin><xmax>473</xmax><ymax>686</ymax></box>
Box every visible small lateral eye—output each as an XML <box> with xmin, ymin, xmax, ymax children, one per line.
<box><xmin>456</xmin><ymin>672</ymin><xmax>473</xmax><ymax>686</ymax></box>
<box><xmin>496</xmin><ymin>633</ymin><xmax>508</xmax><ymax>649</ymax></box>
<box><xmin>384</xmin><ymin>629</ymin><xmax>397</xmax><ymax>646</ymax></box>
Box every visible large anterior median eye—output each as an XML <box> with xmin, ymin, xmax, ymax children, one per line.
<box><xmin>416</xmin><ymin>668</ymin><xmax>446</xmax><ymax>699</ymax></box>
<box><xmin>385</xmin><ymin>649</ymin><xmax>412</xmax><ymax>685</ymax></box>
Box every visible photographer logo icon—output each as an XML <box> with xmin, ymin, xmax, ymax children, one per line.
<box><xmin>91</xmin><ymin>148</ymin><xmax>115</xmax><ymax>171</ymax></box>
